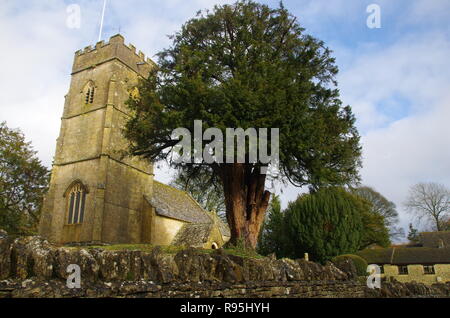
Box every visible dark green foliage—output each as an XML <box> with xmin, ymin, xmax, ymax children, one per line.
<box><xmin>0</xmin><ymin>122</ymin><xmax>50</xmax><ymax>234</ymax></box>
<box><xmin>282</xmin><ymin>187</ymin><xmax>364</xmax><ymax>263</ymax></box>
<box><xmin>124</xmin><ymin>0</ymin><xmax>362</xmax><ymax>246</ymax></box>
<box><xmin>258</xmin><ymin>187</ymin><xmax>391</xmax><ymax>260</ymax></box>
<box><xmin>332</xmin><ymin>254</ymin><xmax>368</xmax><ymax>277</ymax></box>
<box><xmin>355</xmin><ymin>194</ymin><xmax>391</xmax><ymax>249</ymax></box>
<box><xmin>125</xmin><ymin>0</ymin><xmax>361</xmax><ymax>187</ymax></box>
<box><xmin>407</xmin><ymin>223</ymin><xmax>420</xmax><ymax>244</ymax></box>
<box><xmin>257</xmin><ymin>195</ymin><xmax>284</xmax><ymax>256</ymax></box>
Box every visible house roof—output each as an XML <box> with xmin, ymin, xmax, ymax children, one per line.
<box><xmin>208</xmin><ymin>212</ymin><xmax>231</xmax><ymax>238</ymax></box>
<box><xmin>146</xmin><ymin>181</ymin><xmax>213</xmax><ymax>224</ymax></box>
<box><xmin>146</xmin><ymin>181</ymin><xmax>231</xmax><ymax>243</ymax></box>
<box><xmin>172</xmin><ymin>223</ymin><xmax>214</xmax><ymax>247</ymax></box>
<box><xmin>357</xmin><ymin>247</ymin><xmax>450</xmax><ymax>265</ymax></box>
<box><xmin>419</xmin><ymin>231</ymin><xmax>450</xmax><ymax>248</ymax></box>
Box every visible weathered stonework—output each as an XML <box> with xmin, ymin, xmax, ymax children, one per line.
<box><xmin>39</xmin><ymin>35</ymin><xmax>154</xmax><ymax>245</ymax></box>
<box><xmin>0</xmin><ymin>233</ymin><xmax>449</xmax><ymax>298</ymax></box>
<box><xmin>38</xmin><ymin>35</ymin><xmax>229</xmax><ymax>248</ymax></box>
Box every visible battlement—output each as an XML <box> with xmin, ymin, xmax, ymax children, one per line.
<box><xmin>72</xmin><ymin>34</ymin><xmax>155</xmax><ymax>77</ymax></box>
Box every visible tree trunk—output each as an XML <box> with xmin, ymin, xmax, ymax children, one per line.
<box><xmin>220</xmin><ymin>163</ymin><xmax>271</xmax><ymax>249</ymax></box>
<box><xmin>434</xmin><ymin>215</ymin><xmax>442</xmax><ymax>232</ymax></box>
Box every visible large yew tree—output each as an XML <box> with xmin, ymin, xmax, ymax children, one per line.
<box><xmin>125</xmin><ymin>1</ymin><xmax>362</xmax><ymax>249</ymax></box>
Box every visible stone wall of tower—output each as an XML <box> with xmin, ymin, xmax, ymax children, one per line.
<box><xmin>39</xmin><ymin>35</ymin><xmax>154</xmax><ymax>244</ymax></box>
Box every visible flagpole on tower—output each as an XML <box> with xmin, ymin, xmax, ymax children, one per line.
<box><xmin>98</xmin><ymin>0</ymin><xmax>108</xmax><ymax>42</ymax></box>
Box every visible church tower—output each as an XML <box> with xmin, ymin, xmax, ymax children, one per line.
<box><xmin>39</xmin><ymin>35</ymin><xmax>155</xmax><ymax>244</ymax></box>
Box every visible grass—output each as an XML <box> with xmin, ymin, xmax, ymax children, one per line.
<box><xmin>71</xmin><ymin>243</ymin><xmax>264</xmax><ymax>259</ymax></box>
<box><xmin>222</xmin><ymin>246</ymin><xmax>265</xmax><ymax>259</ymax></box>
<box><xmin>82</xmin><ymin>244</ymin><xmax>190</xmax><ymax>254</ymax></box>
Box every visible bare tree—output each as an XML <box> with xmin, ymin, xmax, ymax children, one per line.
<box><xmin>404</xmin><ymin>182</ymin><xmax>450</xmax><ymax>231</ymax></box>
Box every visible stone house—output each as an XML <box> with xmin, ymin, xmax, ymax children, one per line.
<box><xmin>38</xmin><ymin>34</ymin><xmax>230</xmax><ymax>248</ymax></box>
<box><xmin>357</xmin><ymin>232</ymin><xmax>450</xmax><ymax>284</ymax></box>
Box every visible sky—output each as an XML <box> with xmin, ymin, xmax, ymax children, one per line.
<box><xmin>1</xmin><ymin>0</ymin><xmax>449</xmax><ymax>237</ymax></box>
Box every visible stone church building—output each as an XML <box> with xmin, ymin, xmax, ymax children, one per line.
<box><xmin>39</xmin><ymin>34</ymin><xmax>230</xmax><ymax>248</ymax></box>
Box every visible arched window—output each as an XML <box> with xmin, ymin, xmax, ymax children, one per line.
<box><xmin>84</xmin><ymin>82</ymin><xmax>95</xmax><ymax>104</ymax></box>
<box><xmin>66</xmin><ymin>182</ymin><xmax>87</xmax><ymax>225</ymax></box>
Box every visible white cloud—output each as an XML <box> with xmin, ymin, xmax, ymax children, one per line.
<box><xmin>0</xmin><ymin>0</ymin><xmax>235</xmax><ymax>172</ymax></box>
<box><xmin>361</xmin><ymin>93</ymin><xmax>450</xmax><ymax>232</ymax></box>
<box><xmin>404</xmin><ymin>0</ymin><xmax>450</xmax><ymax>27</ymax></box>
<box><xmin>336</xmin><ymin>32</ymin><xmax>450</xmax><ymax>234</ymax></box>
<box><xmin>274</xmin><ymin>30</ymin><xmax>450</xmax><ymax>238</ymax></box>
<box><xmin>338</xmin><ymin>32</ymin><xmax>450</xmax><ymax>131</ymax></box>
<box><xmin>0</xmin><ymin>1</ymin><xmax>82</xmax><ymax>166</ymax></box>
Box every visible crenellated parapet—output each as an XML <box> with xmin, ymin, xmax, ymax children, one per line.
<box><xmin>72</xmin><ymin>34</ymin><xmax>155</xmax><ymax>78</ymax></box>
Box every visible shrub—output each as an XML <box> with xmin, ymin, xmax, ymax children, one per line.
<box><xmin>282</xmin><ymin>187</ymin><xmax>364</xmax><ymax>263</ymax></box>
<box><xmin>332</xmin><ymin>254</ymin><xmax>368</xmax><ymax>277</ymax></box>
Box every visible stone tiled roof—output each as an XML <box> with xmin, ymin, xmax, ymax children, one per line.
<box><xmin>146</xmin><ymin>181</ymin><xmax>213</xmax><ymax>224</ymax></box>
<box><xmin>419</xmin><ymin>231</ymin><xmax>450</xmax><ymax>248</ymax></box>
<box><xmin>357</xmin><ymin>247</ymin><xmax>450</xmax><ymax>265</ymax></box>
<box><xmin>208</xmin><ymin>212</ymin><xmax>231</xmax><ymax>238</ymax></box>
<box><xmin>172</xmin><ymin>223</ymin><xmax>213</xmax><ymax>247</ymax></box>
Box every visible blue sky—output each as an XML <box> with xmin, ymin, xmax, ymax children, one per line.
<box><xmin>1</xmin><ymin>0</ymin><xmax>450</xmax><ymax>237</ymax></box>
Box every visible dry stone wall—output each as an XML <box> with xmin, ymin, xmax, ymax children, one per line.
<box><xmin>0</xmin><ymin>230</ymin><xmax>449</xmax><ymax>298</ymax></box>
